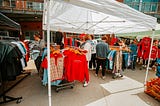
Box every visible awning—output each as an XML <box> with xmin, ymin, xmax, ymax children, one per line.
<box><xmin>0</xmin><ymin>13</ymin><xmax>21</xmax><ymax>31</ymax></box>
<box><xmin>43</xmin><ymin>0</ymin><xmax>157</xmax><ymax>34</ymax></box>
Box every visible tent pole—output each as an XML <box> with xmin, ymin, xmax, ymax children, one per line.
<box><xmin>46</xmin><ymin>0</ymin><xmax>52</xmax><ymax>106</ymax></box>
<box><xmin>139</xmin><ymin>0</ymin><xmax>143</xmax><ymax>11</ymax></box>
<box><xmin>144</xmin><ymin>29</ymin><xmax>155</xmax><ymax>86</ymax></box>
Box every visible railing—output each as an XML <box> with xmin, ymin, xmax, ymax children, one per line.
<box><xmin>1</xmin><ymin>1</ymin><xmax>160</xmax><ymax>17</ymax></box>
<box><xmin>124</xmin><ymin>2</ymin><xmax>160</xmax><ymax>15</ymax></box>
<box><xmin>0</xmin><ymin>0</ymin><xmax>43</xmax><ymax>13</ymax></box>
<box><xmin>1</xmin><ymin>1</ymin><xmax>159</xmax><ymax>15</ymax></box>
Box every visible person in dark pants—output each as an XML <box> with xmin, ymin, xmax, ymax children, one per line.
<box><xmin>33</xmin><ymin>33</ymin><xmax>45</xmax><ymax>73</ymax></box>
<box><xmin>95</xmin><ymin>36</ymin><xmax>109</xmax><ymax>79</ymax></box>
<box><xmin>89</xmin><ymin>35</ymin><xmax>97</xmax><ymax>70</ymax></box>
<box><xmin>129</xmin><ymin>40</ymin><xmax>137</xmax><ymax>70</ymax></box>
<box><xmin>149</xmin><ymin>40</ymin><xmax>158</xmax><ymax>69</ymax></box>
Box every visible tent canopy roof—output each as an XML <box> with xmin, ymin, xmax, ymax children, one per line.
<box><xmin>43</xmin><ymin>0</ymin><xmax>157</xmax><ymax>34</ymax></box>
<box><xmin>0</xmin><ymin>13</ymin><xmax>21</xmax><ymax>31</ymax></box>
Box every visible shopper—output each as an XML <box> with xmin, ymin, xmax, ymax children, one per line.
<box><xmin>33</xmin><ymin>33</ymin><xmax>46</xmax><ymax>73</ymax></box>
<box><xmin>156</xmin><ymin>43</ymin><xmax>160</xmax><ymax>77</ymax></box>
<box><xmin>149</xmin><ymin>40</ymin><xmax>158</xmax><ymax>69</ymax></box>
<box><xmin>89</xmin><ymin>35</ymin><xmax>97</xmax><ymax>70</ymax></box>
<box><xmin>80</xmin><ymin>34</ymin><xmax>92</xmax><ymax>63</ymax></box>
<box><xmin>95</xmin><ymin>36</ymin><xmax>109</xmax><ymax>79</ymax></box>
<box><xmin>80</xmin><ymin>34</ymin><xmax>92</xmax><ymax>87</ymax></box>
<box><xmin>137</xmin><ymin>39</ymin><xmax>143</xmax><ymax>64</ymax></box>
<box><xmin>129</xmin><ymin>39</ymin><xmax>138</xmax><ymax>70</ymax></box>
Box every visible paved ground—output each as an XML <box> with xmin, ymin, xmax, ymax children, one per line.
<box><xmin>2</xmin><ymin>60</ymin><xmax>160</xmax><ymax>106</ymax></box>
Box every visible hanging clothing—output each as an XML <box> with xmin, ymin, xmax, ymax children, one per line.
<box><xmin>106</xmin><ymin>50</ymin><xmax>116</xmax><ymax>70</ymax></box>
<box><xmin>156</xmin><ymin>58</ymin><xmax>160</xmax><ymax>77</ymax></box>
<box><xmin>141</xmin><ymin>37</ymin><xmax>151</xmax><ymax>51</ymax></box>
<box><xmin>137</xmin><ymin>41</ymin><xmax>143</xmax><ymax>58</ymax></box>
<box><xmin>0</xmin><ymin>41</ymin><xmax>23</xmax><ymax>81</ymax></box>
<box><xmin>63</xmin><ymin>50</ymin><xmax>89</xmax><ymax>83</ymax></box>
<box><xmin>150</xmin><ymin>45</ymin><xmax>158</xmax><ymax>60</ymax></box>
<box><xmin>41</xmin><ymin>53</ymin><xmax>64</xmax><ymax>81</ymax></box>
<box><xmin>11</xmin><ymin>41</ymin><xmax>27</xmax><ymax>68</ymax></box>
<box><xmin>158</xmin><ymin>46</ymin><xmax>160</xmax><ymax>58</ymax></box>
<box><xmin>22</xmin><ymin>41</ymin><xmax>30</xmax><ymax>62</ymax></box>
<box><xmin>110</xmin><ymin>37</ymin><xmax>118</xmax><ymax>46</ymax></box>
<box><xmin>141</xmin><ymin>37</ymin><xmax>151</xmax><ymax>60</ymax></box>
<box><xmin>55</xmin><ymin>31</ymin><xmax>63</xmax><ymax>45</ymax></box>
<box><xmin>122</xmin><ymin>52</ymin><xmax>130</xmax><ymax>69</ymax></box>
<box><xmin>113</xmin><ymin>49</ymin><xmax>122</xmax><ymax>73</ymax></box>
<box><xmin>130</xmin><ymin>43</ymin><xmax>137</xmax><ymax>56</ymax></box>
<box><xmin>42</xmin><ymin>68</ymin><xmax>62</xmax><ymax>86</ymax></box>
<box><xmin>129</xmin><ymin>43</ymin><xmax>137</xmax><ymax>67</ymax></box>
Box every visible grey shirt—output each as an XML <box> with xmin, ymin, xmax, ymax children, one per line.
<box><xmin>33</xmin><ymin>39</ymin><xmax>45</xmax><ymax>56</ymax></box>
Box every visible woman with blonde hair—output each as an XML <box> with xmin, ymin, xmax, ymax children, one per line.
<box><xmin>80</xmin><ymin>34</ymin><xmax>92</xmax><ymax>87</ymax></box>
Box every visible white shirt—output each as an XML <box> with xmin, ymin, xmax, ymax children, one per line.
<box><xmin>83</xmin><ymin>41</ymin><xmax>92</xmax><ymax>62</ymax></box>
<box><xmin>91</xmin><ymin>40</ymin><xmax>97</xmax><ymax>54</ymax></box>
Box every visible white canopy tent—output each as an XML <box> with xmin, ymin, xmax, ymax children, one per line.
<box><xmin>43</xmin><ymin>0</ymin><xmax>157</xmax><ymax>106</ymax></box>
<box><xmin>43</xmin><ymin>0</ymin><xmax>157</xmax><ymax>34</ymax></box>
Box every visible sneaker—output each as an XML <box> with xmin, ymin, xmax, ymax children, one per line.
<box><xmin>93</xmin><ymin>67</ymin><xmax>96</xmax><ymax>70</ymax></box>
<box><xmin>142</xmin><ymin>65</ymin><xmax>145</xmax><ymax>67</ymax></box>
<box><xmin>118</xmin><ymin>74</ymin><xmax>123</xmax><ymax>77</ymax></box>
<box><xmin>102</xmin><ymin>76</ymin><xmax>106</xmax><ymax>80</ymax></box>
<box><xmin>83</xmin><ymin>81</ymin><xmax>89</xmax><ymax>87</ymax></box>
<box><xmin>112</xmin><ymin>75</ymin><xmax>117</xmax><ymax>79</ymax></box>
<box><xmin>95</xmin><ymin>73</ymin><xmax>98</xmax><ymax>77</ymax></box>
<box><xmin>148</xmin><ymin>67</ymin><xmax>152</xmax><ymax>70</ymax></box>
<box><xmin>152</xmin><ymin>66</ymin><xmax>156</xmax><ymax>71</ymax></box>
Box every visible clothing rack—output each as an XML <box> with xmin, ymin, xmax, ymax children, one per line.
<box><xmin>109</xmin><ymin>45</ymin><xmax>131</xmax><ymax>52</ymax></box>
<box><xmin>55</xmin><ymin>80</ymin><xmax>75</xmax><ymax>92</ymax></box>
<box><xmin>0</xmin><ymin>40</ymin><xmax>30</xmax><ymax>104</ymax></box>
<box><xmin>106</xmin><ymin>46</ymin><xmax>124</xmax><ymax>79</ymax></box>
<box><xmin>0</xmin><ymin>36</ymin><xmax>19</xmax><ymax>41</ymax></box>
<box><xmin>0</xmin><ymin>71</ymin><xmax>30</xmax><ymax>104</ymax></box>
<box><xmin>41</xmin><ymin>48</ymin><xmax>75</xmax><ymax>92</ymax></box>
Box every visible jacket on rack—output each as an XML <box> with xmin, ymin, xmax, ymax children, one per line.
<box><xmin>63</xmin><ymin>49</ymin><xmax>89</xmax><ymax>83</ymax></box>
<box><xmin>41</xmin><ymin>53</ymin><xmax>64</xmax><ymax>82</ymax></box>
<box><xmin>0</xmin><ymin>41</ymin><xmax>23</xmax><ymax>81</ymax></box>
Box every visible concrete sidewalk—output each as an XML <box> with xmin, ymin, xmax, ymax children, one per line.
<box><xmin>3</xmin><ymin>60</ymin><xmax>160</xmax><ymax>106</ymax></box>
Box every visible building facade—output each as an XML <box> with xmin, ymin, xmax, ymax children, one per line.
<box><xmin>0</xmin><ymin>0</ymin><xmax>159</xmax><ymax>40</ymax></box>
<box><xmin>123</xmin><ymin>0</ymin><xmax>160</xmax><ymax>22</ymax></box>
<box><xmin>0</xmin><ymin>0</ymin><xmax>43</xmax><ymax>40</ymax></box>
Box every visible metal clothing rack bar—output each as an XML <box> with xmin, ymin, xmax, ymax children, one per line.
<box><xmin>0</xmin><ymin>36</ymin><xmax>19</xmax><ymax>41</ymax></box>
<box><xmin>0</xmin><ymin>95</ymin><xmax>22</xmax><ymax>104</ymax></box>
<box><xmin>55</xmin><ymin>80</ymin><xmax>75</xmax><ymax>92</ymax></box>
<box><xmin>0</xmin><ymin>71</ymin><xmax>31</xmax><ymax>104</ymax></box>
